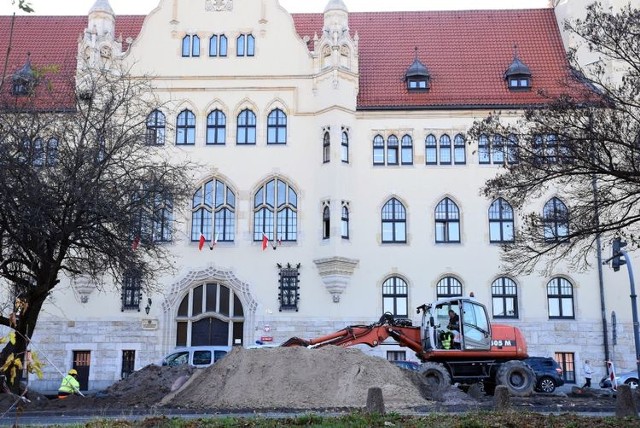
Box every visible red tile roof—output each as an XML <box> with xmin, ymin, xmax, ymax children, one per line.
<box><xmin>292</xmin><ymin>9</ymin><xmax>586</xmax><ymax>109</ymax></box>
<box><xmin>0</xmin><ymin>9</ymin><xmax>587</xmax><ymax>111</ymax></box>
<box><xmin>0</xmin><ymin>15</ymin><xmax>144</xmax><ymax>110</ymax></box>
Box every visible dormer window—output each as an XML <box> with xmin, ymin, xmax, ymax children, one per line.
<box><xmin>405</xmin><ymin>48</ymin><xmax>430</xmax><ymax>92</ymax></box>
<box><xmin>12</xmin><ymin>53</ymin><xmax>36</xmax><ymax>96</ymax></box>
<box><xmin>504</xmin><ymin>46</ymin><xmax>532</xmax><ymax>91</ymax></box>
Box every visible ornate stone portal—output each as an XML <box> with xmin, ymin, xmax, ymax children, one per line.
<box><xmin>313</xmin><ymin>257</ymin><xmax>359</xmax><ymax>303</ymax></box>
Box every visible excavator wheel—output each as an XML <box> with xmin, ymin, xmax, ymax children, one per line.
<box><xmin>496</xmin><ymin>360</ymin><xmax>535</xmax><ymax>396</ymax></box>
<box><xmin>419</xmin><ymin>362</ymin><xmax>451</xmax><ymax>393</ymax></box>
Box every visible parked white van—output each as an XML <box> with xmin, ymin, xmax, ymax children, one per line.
<box><xmin>161</xmin><ymin>346</ymin><xmax>230</xmax><ymax>368</ymax></box>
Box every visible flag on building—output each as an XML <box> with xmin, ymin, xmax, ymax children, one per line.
<box><xmin>131</xmin><ymin>236</ymin><xmax>140</xmax><ymax>251</ymax></box>
<box><xmin>262</xmin><ymin>233</ymin><xmax>269</xmax><ymax>251</ymax></box>
<box><xmin>198</xmin><ymin>233</ymin><xmax>206</xmax><ymax>251</ymax></box>
<box><xmin>210</xmin><ymin>233</ymin><xmax>218</xmax><ymax>250</ymax></box>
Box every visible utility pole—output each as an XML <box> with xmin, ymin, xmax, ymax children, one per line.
<box><xmin>603</xmin><ymin>237</ymin><xmax>640</xmax><ymax>377</ymax></box>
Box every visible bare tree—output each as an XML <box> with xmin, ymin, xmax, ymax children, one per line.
<box><xmin>0</xmin><ymin>62</ymin><xmax>195</xmax><ymax>390</ymax></box>
<box><xmin>467</xmin><ymin>2</ymin><xmax>640</xmax><ymax>275</ymax></box>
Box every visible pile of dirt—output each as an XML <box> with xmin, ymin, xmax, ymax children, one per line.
<box><xmin>164</xmin><ymin>346</ymin><xmax>439</xmax><ymax>410</ymax></box>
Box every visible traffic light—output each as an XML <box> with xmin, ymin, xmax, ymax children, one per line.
<box><xmin>612</xmin><ymin>237</ymin><xmax>627</xmax><ymax>272</ymax></box>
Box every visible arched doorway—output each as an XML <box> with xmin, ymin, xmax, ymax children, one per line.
<box><xmin>175</xmin><ymin>282</ymin><xmax>245</xmax><ymax>347</ymax></box>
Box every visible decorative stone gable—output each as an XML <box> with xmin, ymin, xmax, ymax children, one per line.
<box><xmin>78</xmin><ymin>0</ymin><xmax>125</xmax><ymax>70</ymax></box>
<box><xmin>313</xmin><ymin>0</ymin><xmax>359</xmax><ymax>75</ymax></box>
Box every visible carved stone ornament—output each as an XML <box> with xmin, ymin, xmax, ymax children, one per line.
<box><xmin>205</xmin><ymin>0</ymin><xmax>233</xmax><ymax>11</ymax></box>
<box><xmin>72</xmin><ymin>276</ymin><xmax>98</xmax><ymax>303</ymax></box>
<box><xmin>314</xmin><ymin>257</ymin><xmax>359</xmax><ymax>303</ymax></box>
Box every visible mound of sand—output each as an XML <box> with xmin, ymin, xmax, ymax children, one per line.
<box><xmin>166</xmin><ymin>346</ymin><xmax>434</xmax><ymax>410</ymax></box>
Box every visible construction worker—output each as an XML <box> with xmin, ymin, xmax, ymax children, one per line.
<box><xmin>58</xmin><ymin>369</ymin><xmax>80</xmax><ymax>398</ymax></box>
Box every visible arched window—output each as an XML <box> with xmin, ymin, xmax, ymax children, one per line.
<box><xmin>381</xmin><ymin>198</ymin><xmax>406</xmax><ymax>243</ymax></box>
<box><xmin>491</xmin><ymin>277</ymin><xmax>518</xmax><ymax>318</ymax></box>
<box><xmin>439</xmin><ymin>134</ymin><xmax>452</xmax><ymax>165</ymax></box>
<box><xmin>435</xmin><ymin>198</ymin><xmax>460</xmax><ymax>243</ymax></box>
<box><xmin>46</xmin><ymin>138</ymin><xmax>58</xmax><ymax>166</ymax></box>
<box><xmin>341</xmin><ymin>130</ymin><xmax>349</xmax><ymax>163</ymax></box>
<box><xmin>387</xmin><ymin>135</ymin><xmax>399</xmax><ymax>165</ymax></box>
<box><xmin>175</xmin><ymin>283</ymin><xmax>244</xmax><ymax>347</ymax></box>
<box><xmin>254</xmin><ymin>178</ymin><xmax>297</xmax><ymax>242</ymax></box>
<box><xmin>206</xmin><ymin>109</ymin><xmax>226</xmax><ymax>145</ymax></box>
<box><xmin>191</xmin><ymin>178</ymin><xmax>236</xmax><ymax>244</ymax></box>
<box><xmin>267</xmin><ymin>108</ymin><xmax>287</xmax><ymax>144</ymax></box>
<box><xmin>492</xmin><ymin>134</ymin><xmax>504</xmax><ymax>164</ymax></box>
<box><xmin>478</xmin><ymin>134</ymin><xmax>490</xmax><ymax>164</ymax></box>
<box><xmin>454</xmin><ymin>134</ymin><xmax>466</xmax><ymax>164</ymax></box>
<box><xmin>182</xmin><ymin>35</ymin><xmax>200</xmax><ymax>57</ymax></box>
<box><xmin>547</xmin><ymin>277</ymin><xmax>574</xmax><ymax>319</ymax></box>
<box><xmin>543</xmin><ymin>197</ymin><xmax>569</xmax><ymax>242</ymax></box>
<box><xmin>176</xmin><ymin>109</ymin><xmax>196</xmax><ymax>145</ymax></box>
<box><xmin>341</xmin><ymin>203</ymin><xmax>349</xmax><ymax>239</ymax></box>
<box><xmin>382</xmin><ymin>276</ymin><xmax>408</xmax><ymax>318</ymax></box>
<box><xmin>436</xmin><ymin>277</ymin><xmax>462</xmax><ymax>299</ymax></box>
<box><xmin>236</xmin><ymin>34</ymin><xmax>255</xmax><ymax>57</ymax></box>
<box><xmin>322</xmin><ymin>205</ymin><xmax>330</xmax><ymax>240</ymax></box>
<box><xmin>506</xmin><ymin>134</ymin><xmax>519</xmax><ymax>164</ymax></box>
<box><xmin>425</xmin><ymin>134</ymin><xmax>437</xmax><ymax>165</ymax></box>
<box><xmin>373</xmin><ymin>135</ymin><xmax>385</xmax><ymax>165</ymax></box>
<box><xmin>146</xmin><ymin>110</ymin><xmax>165</xmax><ymax>145</ymax></box>
<box><xmin>237</xmin><ymin>109</ymin><xmax>256</xmax><ymax>145</ymax></box>
<box><xmin>489</xmin><ymin>198</ymin><xmax>514</xmax><ymax>243</ymax></box>
<box><xmin>323</xmin><ymin>131</ymin><xmax>330</xmax><ymax>163</ymax></box>
<box><xmin>401</xmin><ymin>135</ymin><xmax>413</xmax><ymax>165</ymax></box>
<box><xmin>153</xmin><ymin>193</ymin><xmax>173</xmax><ymax>242</ymax></box>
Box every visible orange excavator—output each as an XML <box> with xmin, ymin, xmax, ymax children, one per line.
<box><xmin>282</xmin><ymin>296</ymin><xmax>535</xmax><ymax>396</ymax></box>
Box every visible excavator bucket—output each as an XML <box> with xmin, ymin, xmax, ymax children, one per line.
<box><xmin>281</xmin><ymin>337</ymin><xmax>311</xmax><ymax>347</ymax></box>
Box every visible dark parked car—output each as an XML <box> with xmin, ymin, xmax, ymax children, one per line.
<box><xmin>525</xmin><ymin>357</ymin><xmax>565</xmax><ymax>393</ymax></box>
<box><xmin>599</xmin><ymin>371</ymin><xmax>638</xmax><ymax>389</ymax></box>
<box><xmin>390</xmin><ymin>360</ymin><xmax>421</xmax><ymax>372</ymax></box>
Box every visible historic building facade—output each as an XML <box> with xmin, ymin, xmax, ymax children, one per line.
<box><xmin>1</xmin><ymin>0</ymin><xmax>636</xmax><ymax>392</ymax></box>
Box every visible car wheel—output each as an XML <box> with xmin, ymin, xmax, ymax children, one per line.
<box><xmin>537</xmin><ymin>376</ymin><xmax>556</xmax><ymax>393</ymax></box>
<box><xmin>624</xmin><ymin>378</ymin><xmax>639</xmax><ymax>389</ymax></box>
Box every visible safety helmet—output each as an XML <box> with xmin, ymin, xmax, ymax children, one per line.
<box><xmin>68</xmin><ymin>369</ymin><xmax>78</xmax><ymax>375</ymax></box>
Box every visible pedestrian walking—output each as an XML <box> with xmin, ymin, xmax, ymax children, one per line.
<box><xmin>582</xmin><ymin>360</ymin><xmax>594</xmax><ymax>388</ymax></box>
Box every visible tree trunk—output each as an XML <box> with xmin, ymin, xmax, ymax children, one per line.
<box><xmin>0</xmin><ymin>294</ymin><xmax>46</xmax><ymax>393</ymax></box>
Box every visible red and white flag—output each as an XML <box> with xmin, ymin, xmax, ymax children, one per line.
<box><xmin>198</xmin><ymin>233</ymin><xmax>206</xmax><ymax>251</ymax></box>
<box><xmin>209</xmin><ymin>233</ymin><xmax>218</xmax><ymax>250</ymax></box>
<box><xmin>131</xmin><ymin>236</ymin><xmax>141</xmax><ymax>251</ymax></box>
<box><xmin>262</xmin><ymin>233</ymin><xmax>269</xmax><ymax>251</ymax></box>
<box><xmin>607</xmin><ymin>361</ymin><xmax>617</xmax><ymax>390</ymax></box>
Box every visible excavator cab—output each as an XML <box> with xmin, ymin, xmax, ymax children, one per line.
<box><xmin>421</xmin><ymin>297</ymin><xmax>492</xmax><ymax>352</ymax></box>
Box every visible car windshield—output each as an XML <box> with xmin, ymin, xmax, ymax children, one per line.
<box><xmin>164</xmin><ymin>351</ymin><xmax>188</xmax><ymax>366</ymax></box>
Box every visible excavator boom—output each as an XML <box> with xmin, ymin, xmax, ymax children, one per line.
<box><xmin>281</xmin><ymin>313</ymin><xmax>423</xmax><ymax>353</ymax></box>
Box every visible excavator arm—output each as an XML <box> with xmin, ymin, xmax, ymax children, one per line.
<box><xmin>281</xmin><ymin>313</ymin><xmax>424</xmax><ymax>354</ymax></box>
